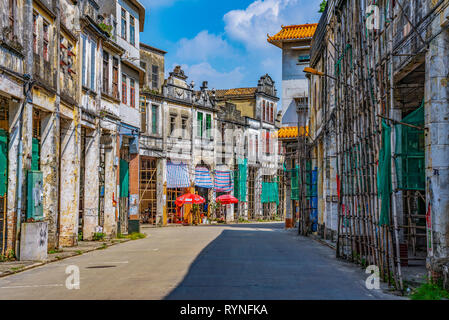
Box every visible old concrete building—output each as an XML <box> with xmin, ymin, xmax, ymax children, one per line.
<box><xmin>268</xmin><ymin>23</ymin><xmax>317</xmax><ymax>126</ymax></box>
<box><xmin>267</xmin><ymin>23</ymin><xmax>317</xmax><ymax>229</ymax></box>
<box><xmin>0</xmin><ymin>0</ymin><xmax>147</xmax><ymax>258</ymax></box>
<box><xmin>99</xmin><ymin>0</ymin><xmax>145</xmax><ymax>236</ymax></box>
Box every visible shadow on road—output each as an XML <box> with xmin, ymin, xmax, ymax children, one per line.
<box><xmin>164</xmin><ymin>223</ymin><xmax>386</xmax><ymax>300</ymax></box>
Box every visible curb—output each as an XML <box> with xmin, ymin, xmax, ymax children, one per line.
<box><xmin>0</xmin><ymin>239</ymin><xmax>132</xmax><ymax>279</ymax></box>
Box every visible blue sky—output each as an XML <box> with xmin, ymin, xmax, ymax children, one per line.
<box><xmin>140</xmin><ymin>0</ymin><xmax>322</xmax><ymax>92</ymax></box>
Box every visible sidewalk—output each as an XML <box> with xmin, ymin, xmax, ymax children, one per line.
<box><xmin>305</xmin><ymin>230</ymin><xmax>427</xmax><ymax>292</ymax></box>
<box><xmin>0</xmin><ymin>239</ymin><xmax>131</xmax><ymax>278</ymax></box>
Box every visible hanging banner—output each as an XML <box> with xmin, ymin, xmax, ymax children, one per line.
<box><xmin>215</xmin><ymin>170</ymin><xmax>233</xmax><ymax>193</ymax></box>
<box><xmin>195</xmin><ymin>167</ymin><xmax>214</xmax><ymax>189</ymax></box>
<box><xmin>167</xmin><ymin>162</ymin><xmax>190</xmax><ymax>189</ymax></box>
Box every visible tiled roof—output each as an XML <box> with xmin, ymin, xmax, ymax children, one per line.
<box><xmin>278</xmin><ymin>126</ymin><xmax>308</xmax><ymax>139</ymax></box>
<box><xmin>268</xmin><ymin>24</ymin><xmax>318</xmax><ymax>48</ymax></box>
<box><xmin>215</xmin><ymin>88</ymin><xmax>257</xmax><ymax>98</ymax></box>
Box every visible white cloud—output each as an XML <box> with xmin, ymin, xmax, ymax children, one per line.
<box><xmin>224</xmin><ymin>0</ymin><xmax>321</xmax><ymax>50</ymax></box>
<box><xmin>168</xmin><ymin>62</ymin><xmax>245</xmax><ymax>90</ymax></box>
<box><xmin>175</xmin><ymin>31</ymin><xmax>235</xmax><ymax>62</ymax></box>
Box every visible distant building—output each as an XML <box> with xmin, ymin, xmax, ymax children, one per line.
<box><xmin>268</xmin><ymin>23</ymin><xmax>317</xmax><ymax>126</ymax></box>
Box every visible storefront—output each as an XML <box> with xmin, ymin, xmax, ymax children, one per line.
<box><xmin>119</xmin><ymin>123</ymin><xmax>140</xmax><ymax>234</ymax></box>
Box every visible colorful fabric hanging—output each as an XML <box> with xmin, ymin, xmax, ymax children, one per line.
<box><xmin>214</xmin><ymin>170</ymin><xmax>233</xmax><ymax>193</ymax></box>
<box><xmin>167</xmin><ymin>162</ymin><xmax>190</xmax><ymax>189</ymax></box>
<box><xmin>195</xmin><ymin>167</ymin><xmax>214</xmax><ymax>189</ymax></box>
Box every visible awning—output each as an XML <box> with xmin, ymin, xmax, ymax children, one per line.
<box><xmin>167</xmin><ymin>162</ymin><xmax>190</xmax><ymax>189</ymax></box>
<box><xmin>195</xmin><ymin>167</ymin><xmax>214</xmax><ymax>189</ymax></box>
<box><xmin>214</xmin><ymin>170</ymin><xmax>233</xmax><ymax>193</ymax></box>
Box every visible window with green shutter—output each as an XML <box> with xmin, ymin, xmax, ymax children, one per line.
<box><xmin>152</xmin><ymin>105</ymin><xmax>158</xmax><ymax>134</ymax></box>
<box><xmin>206</xmin><ymin>114</ymin><xmax>211</xmax><ymax>139</ymax></box>
<box><xmin>197</xmin><ymin>112</ymin><xmax>203</xmax><ymax>137</ymax></box>
<box><xmin>32</xmin><ymin>138</ymin><xmax>40</xmax><ymax>171</ymax></box>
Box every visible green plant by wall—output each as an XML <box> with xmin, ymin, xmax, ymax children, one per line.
<box><xmin>99</xmin><ymin>23</ymin><xmax>113</xmax><ymax>37</ymax></box>
<box><xmin>411</xmin><ymin>280</ymin><xmax>449</xmax><ymax>300</ymax></box>
<box><xmin>0</xmin><ymin>250</ymin><xmax>16</xmax><ymax>262</ymax></box>
<box><xmin>93</xmin><ymin>233</ymin><xmax>106</xmax><ymax>241</ymax></box>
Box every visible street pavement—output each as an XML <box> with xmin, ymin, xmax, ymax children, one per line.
<box><xmin>0</xmin><ymin>223</ymin><xmax>400</xmax><ymax>300</ymax></box>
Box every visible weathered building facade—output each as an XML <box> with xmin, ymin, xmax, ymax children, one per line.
<box><xmin>301</xmin><ymin>0</ymin><xmax>449</xmax><ymax>290</ymax></box>
<box><xmin>268</xmin><ymin>24</ymin><xmax>317</xmax><ymax>228</ymax></box>
<box><xmin>0</xmin><ymin>0</ymin><xmax>147</xmax><ymax>258</ymax></box>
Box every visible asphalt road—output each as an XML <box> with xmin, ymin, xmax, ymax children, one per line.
<box><xmin>0</xmin><ymin>223</ymin><xmax>399</xmax><ymax>300</ymax></box>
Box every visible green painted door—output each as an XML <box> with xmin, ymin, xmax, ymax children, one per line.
<box><xmin>119</xmin><ymin>159</ymin><xmax>129</xmax><ymax>198</ymax></box>
<box><xmin>0</xmin><ymin>129</ymin><xmax>7</xmax><ymax>197</ymax></box>
<box><xmin>0</xmin><ymin>129</ymin><xmax>7</xmax><ymax>255</ymax></box>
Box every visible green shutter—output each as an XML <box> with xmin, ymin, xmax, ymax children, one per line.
<box><xmin>152</xmin><ymin>105</ymin><xmax>158</xmax><ymax>134</ymax></box>
<box><xmin>0</xmin><ymin>130</ymin><xmax>7</xmax><ymax>197</ymax></box>
<box><xmin>206</xmin><ymin>114</ymin><xmax>211</xmax><ymax>138</ymax></box>
<box><xmin>119</xmin><ymin>159</ymin><xmax>129</xmax><ymax>198</ymax></box>
<box><xmin>197</xmin><ymin>112</ymin><xmax>203</xmax><ymax>137</ymax></box>
<box><xmin>32</xmin><ymin>138</ymin><xmax>40</xmax><ymax>171</ymax></box>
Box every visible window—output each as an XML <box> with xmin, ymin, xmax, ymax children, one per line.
<box><xmin>43</xmin><ymin>22</ymin><xmax>49</xmax><ymax>61</ymax></box>
<box><xmin>249</xmin><ymin>137</ymin><xmax>253</xmax><ymax>158</ymax></box>
<box><xmin>122</xmin><ymin>74</ymin><xmax>127</xmax><ymax>104</ymax></box>
<box><xmin>130</xmin><ymin>79</ymin><xmax>136</xmax><ymax>107</ymax></box>
<box><xmin>270</xmin><ymin>103</ymin><xmax>274</xmax><ymax>123</ymax></box>
<box><xmin>33</xmin><ymin>13</ymin><xmax>38</xmax><ymax>53</ymax></box>
<box><xmin>121</xmin><ymin>9</ymin><xmax>127</xmax><ymax>40</ymax></box>
<box><xmin>90</xmin><ymin>40</ymin><xmax>96</xmax><ymax>90</ymax></box>
<box><xmin>130</xmin><ymin>16</ymin><xmax>135</xmax><ymax>45</ymax></box>
<box><xmin>8</xmin><ymin>0</ymin><xmax>15</xmax><ymax>40</ymax></box>
<box><xmin>265</xmin><ymin>130</ymin><xmax>270</xmax><ymax>155</ymax></box>
<box><xmin>206</xmin><ymin>114</ymin><xmax>212</xmax><ymax>139</ymax></box>
<box><xmin>102</xmin><ymin>51</ymin><xmax>109</xmax><ymax>94</ymax></box>
<box><xmin>265</xmin><ymin>102</ymin><xmax>269</xmax><ymax>122</ymax></box>
<box><xmin>112</xmin><ymin>58</ymin><xmax>119</xmax><ymax>99</ymax></box>
<box><xmin>170</xmin><ymin>116</ymin><xmax>176</xmax><ymax>135</ymax></box>
<box><xmin>152</xmin><ymin>65</ymin><xmax>159</xmax><ymax>89</ymax></box>
<box><xmin>262</xmin><ymin>101</ymin><xmax>266</xmax><ymax>121</ymax></box>
<box><xmin>151</xmin><ymin>105</ymin><xmax>158</xmax><ymax>134</ymax></box>
<box><xmin>181</xmin><ymin>118</ymin><xmax>187</xmax><ymax>138</ymax></box>
<box><xmin>140</xmin><ymin>101</ymin><xmax>147</xmax><ymax>133</ymax></box>
<box><xmin>255</xmin><ymin>136</ymin><xmax>259</xmax><ymax>161</ymax></box>
<box><xmin>82</xmin><ymin>35</ymin><xmax>87</xmax><ymax>87</ymax></box>
<box><xmin>197</xmin><ymin>112</ymin><xmax>203</xmax><ymax>137</ymax></box>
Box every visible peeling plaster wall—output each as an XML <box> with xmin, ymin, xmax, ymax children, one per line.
<box><xmin>59</xmin><ymin>115</ymin><xmax>81</xmax><ymax>247</ymax></box>
<box><xmin>103</xmin><ymin>132</ymin><xmax>118</xmax><ymax>237</ymax></box>
<box><xmin>40</xmin><ymin>112</ymin><xmax>59</xmax><ymax>249</ymax></box>
<box><xmin>425</xmin><ymin>18</ymin><xmax>449</xmax><ymax>263</ymax></box>
<box><xmin>83</xmin><ymin>128</ymin><xmax>100</xmax><ymax>240</ymax></box>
